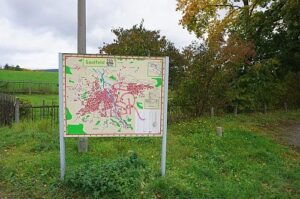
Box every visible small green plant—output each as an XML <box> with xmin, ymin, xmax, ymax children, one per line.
<box><xmin>19</xmin><ymin>98</ymin><xmax>32</xmax><ymax>117</ymax></box>
<box><xmin>65</xmin><ymin>152</ymin><xmax>150</xmax><ymax>198</ymax></box>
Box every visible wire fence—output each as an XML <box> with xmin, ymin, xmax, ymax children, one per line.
<box><xmin>0</xmin><ymin>92</ymin><xmax>295</xmax><ymax>127</ymax></box>
<box><xmin>0</xmin><ymin>80</ymin><xmax>58</xmax><ymax>94</ymax></box>
<box><xmin>20</xmin><ymin>105</ymin><xmax>59</xmax><ymax>125</ymax></box>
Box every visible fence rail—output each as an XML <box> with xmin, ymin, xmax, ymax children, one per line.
<box><xmin>0</xmin><ymin>93</ymin><xmax>16</xmax><ymax>126</ymax></box>
<box><xmin>0</xmin><ymin>93</ymin><xmax>295</xmax><ymax>126</ymax></box>
<box><xmin>168</xmin><ymin>105</ymin><xmax>197</xmax><ymax>124</ymax></box>
<box><xmin>0</xmin><ymin>80</ymin><xmax>58</xmax><ymax>94</ymax></box>
<box><xmin>21</xmin><ymin>105</ymin><xmax>59</xmax><ymax>125</ymax></box>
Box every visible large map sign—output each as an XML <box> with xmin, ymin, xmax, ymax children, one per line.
<box><xmin>61</xmin><ymin>54</ymin><xmax>168</xmax><ymax>137</ymax></box>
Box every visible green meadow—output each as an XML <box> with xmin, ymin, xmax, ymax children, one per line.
<box><xmin>18</xmin><ymin>94</ymin><xmax>58</xmax><ymax>106</ymax></box>
<box><xmin>1</xmin><ymin>111</ymin><xmax>300</xmax><ymax>198</ymax></box>
<box><xmin>0</xmin><ymin>70</ymin><xmax>57</xmax><ymax>82</ymax></box>
<box><xmin>1</xmin><ymin>70</ymin><xmax>300</xmax><ymax>198</ymax></box>
<box><xmin>0</xmin><ymin>70</ymin><xmax>58</xmax><ymax>104</ymax></box>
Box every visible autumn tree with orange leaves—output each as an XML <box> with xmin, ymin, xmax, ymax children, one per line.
<box><xmin>175</xmin><ymin>0</ymin><xmax>300</xmax><ymax>112</ymax></box>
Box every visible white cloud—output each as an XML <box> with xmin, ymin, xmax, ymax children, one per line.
<box><xmin>0</xmin><ymin>0</ymin><xmax>197</xmax><ymax>69</ymax></box>
<box><xmin>0</xmin><ymin>18</ymin><xmax>75</xmax><ymax>69</ymax></box>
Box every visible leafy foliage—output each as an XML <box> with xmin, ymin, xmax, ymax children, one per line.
<box><xmin>175</xmin><ymin>0</ymin><xmax>300</xmax><ymax>113</ymax></box>
<box><xmin>65</xmin><ymin>153</ymin><xmax>149</xmax><ymax>198</ymax></box>
<box><xmin>19</xmin><ymin>98</ymin><xmax>32</xmax><ymax>118</ymax></box>
<box><xmin>99</xmin><ymin>5</ymin><xmax>300</xmax><ymax>112</ymax></box>
<box><xmin>173</xmin><ymin>35</ymin><xmax>256</xmax><ymax>115</ymax></box>
<box><xmin>99</xmin><ymin>21</ymin><xmax>186</xmax><ymax>89</ymax></box>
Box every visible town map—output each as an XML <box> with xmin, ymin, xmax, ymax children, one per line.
<box><xmin>62</xmin><ymin>54</ymin><xmax>166</xmax><ymax>137</ymax></box>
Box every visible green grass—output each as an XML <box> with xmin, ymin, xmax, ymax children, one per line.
<box><xmin>0</xmin><ymin>70</ymin><xmax>58</xmax><ymax>94</ymax></box>
<box><xmin>0</xmin><ymin>70</ymin><xmax>57</xmax><ymax>82</ymax></box>
<box><xmin>0</xmin><ymin>111</ymin><xmax>300</xmax><ymax>198</ymax></box>
<box><xmin>18</xmin><ymin>94</ymin><xmax>58</xmax><ymax>106</ymax></box>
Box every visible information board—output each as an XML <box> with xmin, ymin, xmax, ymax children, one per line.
<box><xmin>61</xmin><ymin>54</ymin><xmax>168</xmax><ymax>137</ymax></box>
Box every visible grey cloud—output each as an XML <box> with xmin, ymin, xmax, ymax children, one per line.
<box><xmin>1</xmin><ymin>0</ymin><xmax>76</xmax><ymax>37</ymax></box>
<box><xmin>0</xmin><ymin>0</ymin><xmax>196</xmax><ymax>69</ymax></box>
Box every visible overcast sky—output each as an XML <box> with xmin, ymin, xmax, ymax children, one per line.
<box><xmin>0</xmin><ymin>0</ymin><xmax>197</xmax><ymax>69</ymax></box>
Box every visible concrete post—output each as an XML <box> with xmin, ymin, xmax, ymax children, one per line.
<box><xmin>78</xmin><ymin>0</ymin><xmax>86</xmax><ymax>54</ymax></box>
<box><xmin>78</xmin><ymin>138</ymin><xmax>88</xmax><ymax>152</ymax></box>
<box><xmin>216</xmin><ymin>127</ymin><xmax>223</xmax><ymax>137</ymax></box>
<box><xmin>77</xmin><ymin>0</ymin><xmax>88</xmax><ymax>152</ymax></box>
<box><xmin>15</xmin><ymin>97</ymin><xmax>20</xmax><ymax>124</ymax></box>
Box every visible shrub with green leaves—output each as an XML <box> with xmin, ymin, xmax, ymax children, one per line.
<box><xmin>65</xmin><ymin>153</ymin><xmax>150</xmax><ymax>198</ymax></box>
<box><xmin>19</xmin><ymin>98</ymin><xmax>32</xmax><ymax>117</ymax></box>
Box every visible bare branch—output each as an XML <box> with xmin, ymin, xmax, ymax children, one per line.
<box><xmin>207</xmin><ymin>4</ymin><xmax>242</xmax><ymax>9</ymax></box>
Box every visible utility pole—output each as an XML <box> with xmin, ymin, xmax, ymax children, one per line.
<box><xmin>78</xmin><ymin>0</ymin><xmax>86</xmax><ymax>53</ymax></box>
<box><xmin>77</xmin><ymin>0</ymin><xmax>88</xmax><ymax>152</ymax></box>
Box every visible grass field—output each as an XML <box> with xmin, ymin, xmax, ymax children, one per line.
<box><xmin>0</xmin><ymin>70</ymin><xmax>58</xmax><ymax>94</ymax></box>
<box><xmin>0</xmin><ymin>70</ymin><xmax>58</xmax><ymax>116</ymax></box>
<box><xmin>1</xmin><ymin>111</ymin><xmax>300</xmax><ymax>198</ymax></box>
<box><xmin>0</xmin><ymin>70</ymin><xmax>57</xmax><ymax>82</ymax></box>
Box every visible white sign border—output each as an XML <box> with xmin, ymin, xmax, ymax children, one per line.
<box><xmin>60</xmin><ymin>54</ymin><xmax>168</xmax><ymax>137</ymax></box>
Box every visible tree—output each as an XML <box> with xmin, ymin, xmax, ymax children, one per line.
<box><xmin>176</xmin><ymin>0</ymin><xmax>300</xmax><ymax>72</ymax></box>
<box><xmin>99</xmin><ymin>21</ymin><xmax>185</xmax><ymax>89</ymax></box>
<box><xmin>177</xmin><ymin>0</ymin><xmax>300</xmax><ymax>110</ymax></box>
<box><xmin>4</xmin><ymin>64</ymin><xmax>9</xmax><ymax>70</ymax></box>
<box><xmin>100</xmin><ymin>21</ymin><xmax>167</xmax><ymax>56</ymax></box>
<box><xmin>174</xmin><ymin>35</ymin><xmax>255</xmax><ymax>115</ymax></box>
<box><xmin>177</xmin><ymin>0</ymin><xmax>285</xmax><ymax>39</ymax></box>
<box><xmin>15</xmin><ymin>65</ymin><xmax>21</xmax><ymax>71</ymax></box>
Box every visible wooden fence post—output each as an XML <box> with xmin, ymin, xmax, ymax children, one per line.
<box><xmin>284</xmin><ymin>102</ymin><xmax>288</xmax><ymax>112</ymax></box>
<box><xmin>15</xmin><ymin>97</ymin><xmax>20</xmax><ymax>124</ymax></box>
<box><xmin>42</xmin><ymin>100</ymin><xmax>45</xmax><ymax>118</ymax></box>
<box><xmin>29</xmin><ymin>84</ymin><xmax>32</xmax><ymax>95</ymax></box>
<box><xmin>263</xmin><ymin>104</ymin><xmax>267</xmax><ymax>113</ymax></box>
<box><xmin>210</xmin><ymin>107</ymin><xmax>214</xmax><ymax>117</ymax></box>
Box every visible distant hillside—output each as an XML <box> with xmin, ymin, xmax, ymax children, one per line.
<box><xmin>34</xmin><ymin>69</ymin><xmax>58</xmax><ymax>72</ymax></box>
<box><xmin>0</xmin><ymin>70</ymin><xmax>58</xmax><ymax>82</ymax></box>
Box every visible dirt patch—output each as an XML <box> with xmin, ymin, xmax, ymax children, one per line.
<box><xmin>286</xmin><ymin>125</ymin><xmax>300</xmax><ymax>150</ymax></box>
<box><xmin>274</xmin><ymin>123</ymin><xmax>300</xmax><ymax>152</ymax></box>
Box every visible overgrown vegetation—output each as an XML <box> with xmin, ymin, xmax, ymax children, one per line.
<box><xmin>1</xmin><ymin>111</ymin><xmax>300</xmax><ymax>198</ymax></box>
<box><xmin>65</xmin><ymin>153</ymin><xmax>149</xmax><ymax>198</ymax></box>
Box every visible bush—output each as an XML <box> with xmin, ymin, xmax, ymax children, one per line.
<box><xmin>19</xmin><ymin>98</ymin><xmax>32</xmax><ymax>118</ymax></box>
<box><xmin>65</xmin><ymin>153</ymin><xmax>150</xmax><ymax>198</ymax></box>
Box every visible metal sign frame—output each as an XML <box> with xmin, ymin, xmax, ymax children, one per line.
<box><xmin>59</xmin><ymin>53</ymin><xmax>169</xmax><ymax>179</ymax></box>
